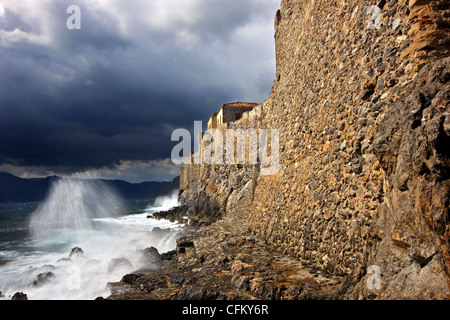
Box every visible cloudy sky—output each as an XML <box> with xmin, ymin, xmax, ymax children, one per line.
<box><xmin>0</xmin><ymin>0</ymin><xmax>279</xmax><ymax>183</ymax></box>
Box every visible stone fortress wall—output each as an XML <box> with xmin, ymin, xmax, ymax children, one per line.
<box><xmin>180</xmin><ymin>0</ymin><xmax>450</xmax><ymax>299</ymax></box>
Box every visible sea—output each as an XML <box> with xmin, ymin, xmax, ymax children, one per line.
<box><xmin>0</xmin><ymin>176</ymin><xmax>183</xmax><ymax>300</ymax></box>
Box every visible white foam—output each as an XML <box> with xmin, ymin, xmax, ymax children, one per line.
<box><xmin>0</xmin><ymin>176</ymin><xmax>183</xmax><ymax>300</ymax></box>
<box><xmin>29</xmin><ymin>175</ymin><xmax>123</xmax><ymax>241</ymax></box>
<box><xmin>152</xmin><ymin>190</ymin><xmax>179</xmax><ymax>212</ymax></box>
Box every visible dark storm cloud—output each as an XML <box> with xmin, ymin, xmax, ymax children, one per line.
<box><xmin>0</xmin><ymin>0</ymin><xmax>278</xmax><ymax>181</ymax></box>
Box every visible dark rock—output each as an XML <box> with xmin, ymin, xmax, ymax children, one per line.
<box><xmin>138</xmin><ymin>247</ymin><xmax>164</xmax><ymax>272</ymax></box>
<box><xmin>12</xmin><ymin>292</ymin><xmax>28</xmax><ymax>300</ymax></box>
<box><xmin>176</xmin><ymin>286</ymin><xmax>223</xmax><ymax>300</ymax></box>
<box><xmin>141</xmin><ymin>246</ymin><xmax>162</xmax><ymax>265</ymax></box>
<box><xmin>231</xmin><ymin>274</ymin><xmax>251</xmax><ymax>291</ymax></box>
<box><xmin>430</xmin><ymin>50</ymin><xmax>444</xmax><ymax>57</ymax></box>
<box><xmin>160</xmin><ymin>250</ymin><xmax>177</xmax><ymax>261</ymax></box>
<box><xmin>252</xmin><ymin>280</ymin><xmax>281</xmax><ymax>300</ymax></box>
<box><xmin>387</xmin><ymin>78</ymin><xmax>398</xmax><ymax>87</ymax></box>
<box><xmin>69</xmin><ymin>247</ymin><xmax>84</xmax><ymax>258</ymax></box>
<box><xmin>187</xmin><ymin>197</ymin><xmax>221</xmax><ymax>224</ymax></box>
<box><xmin>121</xmin><ymin>274</ymin><xmax>142</xmax><ymax>285</ymax></box>
<box><xmin>371</xmin><ymin>102</ymin><xmax>384</xmax><ymax>113</ymax></box>
<box><xmin>377</xmin><ymin>0</ymin><xmax>386</xmax><ymax>9</ymax></box>
<box><xmin>152</xmin><ymin>205</ymin><xmax>189</xmax><ymax>224</ymax></box>
<box><xmin>177</xmin><ymin>238</ymin><xmax>195</xmax><ymax>248</ymax></box>
<box><xmin>30</xmin><ymin>272</ymin><xmax>55</xmax><ymax>287</ymax></box>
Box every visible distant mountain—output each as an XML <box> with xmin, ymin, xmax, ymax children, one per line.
<box><xmin>0</xmin><ymin>173</ymin><xmax>58</xmax><ymax>203</ymax></box>
<box><xmin>101</xmin><ymin>179</ymin><xmax>174</xmax><ymax>201</ymax></box>
<box><xmin>144</xmin><ymin>176</ymin><xmax>180</xmax><ymax>200</ymax></box>
<box><xmin>0</xmin><ymin>172</ymin><xmax>180</xmax><ymax>203</ymax></box>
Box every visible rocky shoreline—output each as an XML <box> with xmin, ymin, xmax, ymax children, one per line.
<box><xmin>106</xmin><ymin>204</ymin><xmax>348</xmax><ymax>300</ymax></box>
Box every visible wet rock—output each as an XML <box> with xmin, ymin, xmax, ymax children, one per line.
<box><xmin>69</xmin><ymin>247</ymin><xmax>84</xmax><ymax>259</ymax></box>
<box><xmin>251</xmin><ymin>279</ymin><xmax>281</xmax><ymax>300</ymax></box>
<box><xmin>231</xmin><ymin>274</ymin><xmax>252</xmax><ymax>291</ymax></box>
<box><xmin>12</xmin><ymin>292</ymin><xmax>28</xmax><ymax>300</ymax></box>
<box><xmin>160</xmin><ymin>250</ymin><xmax>177</xmax><ymax>261</ymax></box>
<box><xmin>107</xmin><ymin>206</ymin><xmax>344</xmax><ymax>301</ymax></box>
<box><xmin>137</xmin><ymin>247</ymin><xmax>164</xmax><ymax>272</ymax></box>
<box><xmin>187</xmin><ymin>197</ymin><xmax>221</xmax><ymax>225</ymax></box>
<box><xmin>152</xmin><ymin>205</ymin><xmax>189</xmax><ymax>224</ymax></box>
<box><xmin>30</xmin><ymin>272</ymin><xmax>55</xmax><ymax>287</ymax></box>
<box><xmin>176</xmin><ymin>287</ymin><xmax>224</xmax><ymax>300</ymax></box>
<box><xmin>141</xmin><ymin>247</ymin><xmax>162</xmax><ymax>265</ymax></box>
<box><xmin>121</xmin><ymin>274</ymin><xmax>142</xmax><ymax>285</ymax></box>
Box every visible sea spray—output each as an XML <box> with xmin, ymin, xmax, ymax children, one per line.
<box><xmin>28</xmin><ymin>174</ymin><xmax>123</xmax><ymax>241</ymax></box>
<box><xmin>0</xmin><ymin>175</ymin><xmax>184</xmax><ymax>300</ymax></box>
<box><xmin>151</xmin><ymin>190</ymin><xmax>179</xmax><ymax>212</ymax></box>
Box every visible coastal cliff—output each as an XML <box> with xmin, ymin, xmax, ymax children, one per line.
<box><xmin>108</xmin><ymin>0</ymin><xmax>450</xmax><ymax>300</ymax></box>
<box><xmin>249</xmin><ymin>0</ymin><xmax>450</xmax><ymax>299</ymax></box>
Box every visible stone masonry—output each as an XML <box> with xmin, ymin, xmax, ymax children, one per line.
<box><xmin>109</xmin><ymin>0</ymin><xmax>450</xmax><ymax>300</ymax></box>
<box><xmin>179</xmin><ymin>0</ymin><xmax>450</xmax><ymax>299</ymax></box>
<box><xmin>251</xmin><ymin>0</ymin><xmax>449</xmax><ymax>299</ymax></box>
